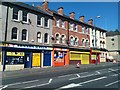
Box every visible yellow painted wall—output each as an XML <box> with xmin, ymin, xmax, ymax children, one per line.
<box><xmin>70</xmin><ymin>53</ymin><xmax>81</xmax><ymax>60</ymax></box>
<box><xmin>32</xmin><ymin>53</ymin><xmax>41</xmax><ymax>67</ymax></box>
<box><xmin>81</xmin><ymin>54</ymin><xmax>89</xmax><ymax>64</ymax></box>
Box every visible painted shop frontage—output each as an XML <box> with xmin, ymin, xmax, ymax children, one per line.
<box><xmin>69</xmin><ymin>48</ymin><xmax>90</xmax><ymax>65</ymax></box>
<box><xmin>52</xmin><ymin>46</ymin><xmax>69</xmax><ymax>67</ymax></box>
<box><xmin>90</xmin><ymin>48</ymin><xmax>101</xmax><ymax>64</ymax></box>
<box><xmin>1</xmin><ymin>43</ymin><xmax>52</xmax><ymax>71</ymax></box>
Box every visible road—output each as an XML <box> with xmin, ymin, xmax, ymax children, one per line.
<box><xmin>1</xmin><ymin>63</ymin><xmax>120</xmax><ymax>90</ymax></box>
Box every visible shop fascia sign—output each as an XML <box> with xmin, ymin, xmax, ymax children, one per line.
<box><xmin>7</xmin><ymin>44</ymin><xmax>52</xmax><ymax>50</ymax></box>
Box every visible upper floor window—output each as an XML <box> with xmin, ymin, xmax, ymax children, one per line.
<box><xmin>61</xmin><ymin>35</ymin><xmax>65</xmax><ymax>44</ymax></box>
<box><xmin>82</xmin><ymin>26</ymin><xmax>85</xmax><ymax>33</ymax></box>
<box><xmin>13</xmin><ymin>9</ymin><xmax>19</xmax><ymax>20</ymax></box>
<box><xmin>62</xmin><ymin>21</ymin><xmax>65</xmax><ymax>28</ymax></box>
<box><xmin>74</xmin><ymin>38</ymin><xmax>78</xmax><ymax>45</ymax></box>
<box><xmin>74</xmin><ymin>24</ymin><xmax>78</xmax><ymax>31</ymax></box>
<box><xmin>37</xmin><ymin>32</ymin><xmax>41</xmax><ymax>43</ymax></box>
<box><xmin>56</xmin><ymin>19</ymin><xmax>60</xmax><ymax>27</ymax></box>
<box><xmin>86</xmin><ymin>28</ymin><xmax>89</xmax><ymax>34</ymax></box>
<box><xmin>22</xmin><ymin>11</ymin><xmax>28</xmax><ymax>22</ymax></box>
<box><xmin>82</xmin><ymin>39</ymin><xmax>85</xmax><ymax>46</ymax></box>
<box><xmin>22</xmin><ymin>29</ymin><xmax>27</xmax><ymax>41</ymax></box>
<box><xmin>92</xmin><ymin>39</ymin><xmax>94</xmax><ymax>47</ymax></box>
<box><xmin>69</xmin><ymin>23</ymin><xmax>74</xmax><ymax>30</ymax></box>
<box><xmin>85</xmin><ymin>40</ymin><xmax>89</xmax><ymax>46</ymax></box>
<box><xmin>55</xmin><ymin>34</ymin><xmax>60</xmax><ymax>44</ymax></box>
<box><xmin>44</xmin><ymin>18</ymin><xmax>49</xmax><ymax>28</ymax></box>
<box><xmin>44</xmin><ymin>33</ymin><xmax>48</xmax><ymax>43</ymax></box>
<box><xmin>37</xmin><ymin>16</ymin><xmax>42</xmax><ymax>26</ymax></box>
<box><xmin>92</xmin><ymin>29</ymin><xmax>94</xmax><ymax>35</ymax></box>
<box><xmin>70</xmin><ymin>37</ymin><xmax>74</xmax><ymax>45</ymax></box>
<box><xmin>11</xmin><ymin>27</ymin><xmax>18</xmax><ymax>40</ymax></box>
<box><xmin>111</xmin><ymin>38</ymin><xmax>114</xmax><ymax>41</ymax></box>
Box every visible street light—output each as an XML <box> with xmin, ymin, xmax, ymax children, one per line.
<box><xmin>94</xmin><ymin>16</ymin><xmax>101</xmax><ymax>65</ymax></box>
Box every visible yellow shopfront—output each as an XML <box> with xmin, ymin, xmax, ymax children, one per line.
<box><xmin>32</xmin><ymin>53</ymin><xmax>41</xmax><ymax>67</ymax></box>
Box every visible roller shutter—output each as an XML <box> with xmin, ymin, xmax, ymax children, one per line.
<box><xmin>81</xmin><ymin>54</ymin><xmax>89</xmax><ymax>64</ymax></box>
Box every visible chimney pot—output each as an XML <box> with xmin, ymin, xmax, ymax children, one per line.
<box><xmin>79</xmin><ymin>15</ymin><xmax>84</xmax><ymax>22</ymax></box>
<box><xmin>88</xmin><ymin>18</ymin><xmax>93</xmax><ymax>25</ymax></box>
<box><xmin>69</xmin><ymin>12</ymin><xmax>75</xmax><ymax>19</ymax></box>
<box><xmin>42</xmin><ymin>1</ymin><xmax>48</xmax><ymax>10</ymax></box>
<box><xmin>58</xmin><ymin>7</ymin><xmax>63</xmax><ymax>15</ymax></box>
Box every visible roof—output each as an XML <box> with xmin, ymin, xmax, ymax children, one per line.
<box><xmin>2</xmin><ymin>2</ymin><xmax>53</xmax><ymax>17</ymax></box>
<box><xmin>49</xmin><ymin>9</ymin><xmax>107</xmax><ymax>32</ymax></box>
<box><xmin>106</xmin><ymin>31</ymin><xmax>120</xmax><ymax>36</ymax></box>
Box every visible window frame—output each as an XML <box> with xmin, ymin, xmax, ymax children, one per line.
<box><xmin>22</xmin><ymin>11</ymin><xmax>28</xmax><ymax>23</ymax></box>
<box><xmin>44</xmin><ymin>18</ymin><xmax>49</xmax><ymax>28</ymax></box>
<box><xmin>44</xmin><ymin>33</ymin><xmax>49</xmax><ymax>43</ymax></box>
<box><xmin>22</xmin><ymin>29</ymin><xmax>28</xmax><ymax>41</ymax></box>
<box><xmin>12</xmin><ymin>8</ymin><xmax>19</xmax><ymax>21</ymax></box>
<box><xmin>11</xmin><ymin>27</ymin><xmax>18</xmax><ymax>40</ymax></box>
<box><xmin>37</xmin><ymin>32</ymin><xmax>42</xmax><ymax>43</ymax></box>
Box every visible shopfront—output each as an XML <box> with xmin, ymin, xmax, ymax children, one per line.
<box><xmin>52</xmin><ymin>48</ymin><xmax>69</xmax><ymax>67</ymax></box>
<box><xmin>90</xmin><ymin>49</ymin><xmax>100</xmax><ymax>64</ymax></box>
<box><xmin>70</xmin><ymin>51</ymin><xmax>90</xmax><ymax>65</ymax></box>
<box><xmin>2</xmin><ymin>43</ymin><xmax>52</xmax><ymax>71</ymax></box>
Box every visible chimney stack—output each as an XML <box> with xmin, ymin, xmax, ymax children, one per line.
<box><xmin>58</xmin><ymin>7</ymin><xmax>63</xmax><ymax>15</ymax></box>
<box><xmin>79</xmin><ymin>16</ymin><xmax>84</xmax><ymax>22</ymax></box>
<box><xmin>69</xmin><ymin>12</ymin><xmax>75</xmax><ymax>19</ymax></box>
<box><xmin>42</xmin><ymin>1</ymin><xmax>48</xmax><ymax>10</ymax></box>
<box><xmin>88</xmin><ymin>18</ymin><xmax>93</xmax><ymax>25</ymax></box>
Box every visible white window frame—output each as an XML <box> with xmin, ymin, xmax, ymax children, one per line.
<box><xmin>22</xmin><ymin>11</ymin><xmax>29</xmax><ymax>24</ymax></box>
<box><xmin>69</xmin><ymin>23</ymin><xmax>74</xmax><ymax>30</ymax></box>
<box><xmin>44</xmin><ymin>18</ymin><xmax>49</xmax><ymax>28</ymax></box>
<box><xmin>74</xmin><ymin>37</ymin><xmax>78</xmax><ymax>46</ymax></box>
<box><xmin>12</xmin><ymin>8</ymin><xmax>20</xmax><ymax>21</ymax></box>
<box><xmin>74</xmin><ymin>24</ymin><xmax>78</xmax><ymax>32</ymax></box>
<box><xmin>55</xmin><ymin>33</ymin><xmax>60</xmax><ymax>44</ymax></box>
<box><xmin>11</xmin><ymin>27</ymin><xmax>18</xmax><ymax>40</ymax></box>
<box><xmin>61</xmin><ymin>34</ymin><xmax>66</xmax><ymax>44</ymax></box>
<box><xmin>81</xmin><ymin>39</ymin><xmax>85</xmax><ymax>46</ymax></box>
<box><xmin>62</xmin><ymin>21</ymin><xmax>65</xmax><ymax>28</ymax></box>
<box><xmin>37</xmin><ymin>32</ymin><xmax>42</xmax><ymax>43</ymax></box>
<box><xmin>56</xmin><ymin>19</ymin><xmax>60</xmax><ymax>27</ymax></box>
<box><xmin>82</xmin><ymin>26</ymin><xmax>85</xmax><ymax>34</ymax></box>
<box><xmin>22</xmin><ymin>29</ymin><xmax>28</xmax><ymax>41</ymax></box>
<box><xmin>70</xmin><ymin>36</ymin><xmax>74</xmax><ymax>45</ymax></box>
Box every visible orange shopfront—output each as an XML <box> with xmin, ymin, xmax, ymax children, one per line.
<box><xmin>52</xmin><ymin>48</ymin><xmax>69</xmax><ymax>67</ymax></box>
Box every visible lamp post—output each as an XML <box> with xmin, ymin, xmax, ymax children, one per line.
<box><xmin>94</xmin><ymin>16</ymin><xmax>101</xmax><ymax>65</ymax></box>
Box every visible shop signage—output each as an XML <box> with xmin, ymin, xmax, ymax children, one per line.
<box><xmin>92</xmin><ymin>50</ymin><xmax>100</xmax><ymax>53</ymax></box>
<box><xmin>7</xmin><ymin>52</ymin><xmax>24</xmax><ymax>56</ymax></box>
<box><xmin>5</xmin><ymin>44</ymin><xmax>52</xmax><ymax>50</ymax></box>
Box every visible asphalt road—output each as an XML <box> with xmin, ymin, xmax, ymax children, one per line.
<box><xmin>1</xmin><ymin>63</ymin><xmax>120</xmax><ymax>90</ymax></box>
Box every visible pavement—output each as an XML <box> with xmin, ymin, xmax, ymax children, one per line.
<box><xmin>1</xmin><ymin>62</ymin><xmax>119</xmax><ymax>79</ymax></box>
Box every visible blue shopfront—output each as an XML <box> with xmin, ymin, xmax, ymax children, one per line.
<box><xmin>1</xmin><ymin>43</ymin><xmax>52</xmax><ymax>71</ymax></box>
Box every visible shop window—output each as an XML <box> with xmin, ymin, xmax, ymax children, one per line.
<box><xmin>37</xmin><ymin>32</ymin><xmax>41</xmax><ymax>43</ymax></box>
<box><xmin>55</xmin><ymin>34</ymin><xmax>60</xmax><ymax>44</ymax></box>
<box><xmin>22</xmin><ymin>29</ymin><xmax>27</xmax><ymax>41</ymax></box>
<box><xmin>13</xmin><ymin>8</ymin><xmax>19</xmax><ymax>20</ymax></box>
<box><xmin>22</xmin><ymin>11</ymin><xmax>28</xmax><ymax>22</ymax></box>
<box><xmin>54</xmin><ymin>51</ymin><xmax>64</xmax><ymax>62</ymax></box>
<box><xmin>70</xmin><ymin>37</ymin><xmax>74</xmax><ymax>45</ymax></box>
<box><xmin>11</xmin><ymin>27</ymin><xmax>18</xmax><ymax>40</ymax></box>
<box><xmin>44</xmin><ymin>33</ymin><xmax>48</xmax><ymax>43</ymax></box>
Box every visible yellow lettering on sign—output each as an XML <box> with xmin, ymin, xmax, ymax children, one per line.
<box><xmin>6</xmin><ymin>52</ymin><xmax>24</xmax><ymax>56</ymax></box>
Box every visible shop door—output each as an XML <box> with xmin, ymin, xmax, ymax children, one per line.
<box><xmin>43</xmin><ymin>52</ymin><xmax>51</xmax><ymax>66</ymax></box>
<box><xmin>32</xmin><ymin>53</ymin><xmax>41</xmax><ymax>67</ymax></box>
<box><xmin>81</xmin><ymin>54</ymin><xmax>89</xmax><ymax>64</ymax></box>
<box><xmin>25</xmin><ymin>54</ymin><xmax>31</xmax><ymax>68</ymax></box>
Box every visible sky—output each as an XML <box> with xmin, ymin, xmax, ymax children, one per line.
<box><xmin>17</xmin><ymin>1</ymin><xmax>119</xmax><ymax>31</ymax></box>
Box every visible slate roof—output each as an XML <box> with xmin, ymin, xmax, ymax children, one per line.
<box><xmin>106</xmin><ymin>31</ymin><xmax>120</xmax><ymax>36</ymax></box>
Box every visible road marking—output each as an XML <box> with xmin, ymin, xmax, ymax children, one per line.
<box><xmin>105</xmin><ymin>80</ymin><xmax>120</xmax><ymax>87</ymax></box>
<box><xmin>57</xmin><ymin>76</ymin><xmax>107</xmax><ymax>90</ymax></box>
<box><xmin>76</xmin><ymin>74</ymin><xmax>80</xmax><ymax>78</ymax></box>
<box><xmin>79</xmin><ymin>76</ymin><xmax>107</xmax><ymax>85</ymax></box>
<box><xmin>69</xmin><ymin>74</ymin><xmax>95</xmax><ymax>80</ymax></box>
<box><xmin>96</xmin><ymin>71</ymin><xmax>100</xmax><ymax>74</ymax></box>
<box><xmin>24</xmin><ymin>78</ymin><xmax>53</xmax><ymax>89</ymax></box>
<box><xmin>22</xmin><ymin>80</ymin><xmax>39</xmax><ymax>84</ymax></box>
<box><xmin>0</xmin><ymin>85</ymin><xmax>8</xmax><ymax>89</ymax></box>
<box><xmin>111</xmin><ymin>74</ymin><xmax>118</xmax><ymax>77</ymax></box>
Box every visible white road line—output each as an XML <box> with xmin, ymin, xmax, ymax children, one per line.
<box><xmin>96</xmin><ymin>71</ymin><xmax>100</xmax><ymax>74</ymax></box>
<box><xmin>69</xmin><ymin>74</ymin><xmax>95</xmax><ymax>81</ymax></box>
<box><xmin>111</xmin><ymin>74</ymin><xmax>118</xmax><ymax>77</ymax></box>
<box><xmin>0</xmin><ymin>85</ymin><xmax>8</xmax><ymax>89</ymax></box>
<box><xmin>105</xmin><ymin>80</ymin><xmax>120</xmax><ymax>87</ymax></box>
<box><xmin>24</xmin><ymin>78</ymin><xmax>53</xmax><ymax>89</ymax></box>
<box><xmin>22</xmin><ymin>80</ymin><xmax>39</xmax><ymax>84</ymax></box>
<box><xmin>76</xmin><ymin>74</ymin><xmax>80</xmax><ymax>78</ymax></box>
<box><xmin>79</xmin><ymin>76</ymin><xmax>107</xmax><ymax>85</ymax></box>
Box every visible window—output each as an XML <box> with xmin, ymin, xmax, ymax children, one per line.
<box><xmin>56</xmin><ymin>19</ymin><xmax>59</xmax><ymax>27</ymax></box>
<box><xmin>69</xmin><ymin>23</ymin><xmax>73</xmax><ymax>30</ymax></box>
<box><xmin>92</xmin><ymin>39</ymin><xmax>94</xmax><ymax>47</ymax></box>
<box><xmin>70</xmin><ymin>37</ymin><xmax>74</xmax><ymax>45</ymax></box>
<box><xmin>44</xmin><ymin>33</ymin><xmax>48</xmax><ymax>43</ymax></box>
<box><xmin>75</xmin><ymin>38</ymin><xmax>78</xmax><ymax>45</ymax></box>
<box><xmin>37</xmin><ymin>16</ymin><xmax>42</xmax><ymax>26</ymax></box>
<box><xmin>44</xmin><ymin>18</ymin><xmax>49</xmax><ymax>27</ymax></box>
<box><xmin>92</xmin><ymin>29</ymin><xmax>94</xmax><ymax>35</ymax></box>
<box><xmin>74</xmin><ymin>24</ymin><xmax>78</xmax><ymax>31</ymax></box>
<box><xmin>13</xmin><ymin>8</ymin><xmax>19</xmax><ymax>20</ymax></box>
<box><xmin>82</xmin><ymin>39</ymin><xmax>85</xmax><ymax>46</ymax></box>
<box><xmin>62</xmin><ymin>21</ymin><xmax>65</xmax><ymax>28</ymax></box>
<box><xmin>37</xmin><ymin>32</ymin><xmax>41</xmax><ymax>43</ymax></box>
<box><xmin>85</xmin><ymin>40</ymin><xmax>89</xmax><ymax>46</ymax></box>
<box><xmin>86</xmin><ymin>28</ymin><xmax>88</xmax><ymax>34</ymax></box>
<box><xmin>111</xmin><ymin>38</ymin><xmax>114</xmax><ymax>41</ymax></box>
<box><xmin>22</xmin><ymin>11</ymin><xmax>28</xmax><ymax>22</ymax></box>
<box><xmin>22</xmin><ymin>29</ymin><xmax>27</xmax><ymax>41</ymax></box>
<box><xmin>82</xmin><ymin>26</ymin><xmax>85</xmax><ymax>33</ymax></box>
<box><xmin>11</xmin><ymin>27</ymin><xmax>18</xmax><ymax>40</ymax></box>
<box><xmin>55</xmin><ymin>34</ymin><xmax>60</xmax><ymax>44</ymax></box>
<box><xmin>61</xmin><ymin>35</ymin><xmax>65</xmax><ymax>44</ymax></box>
